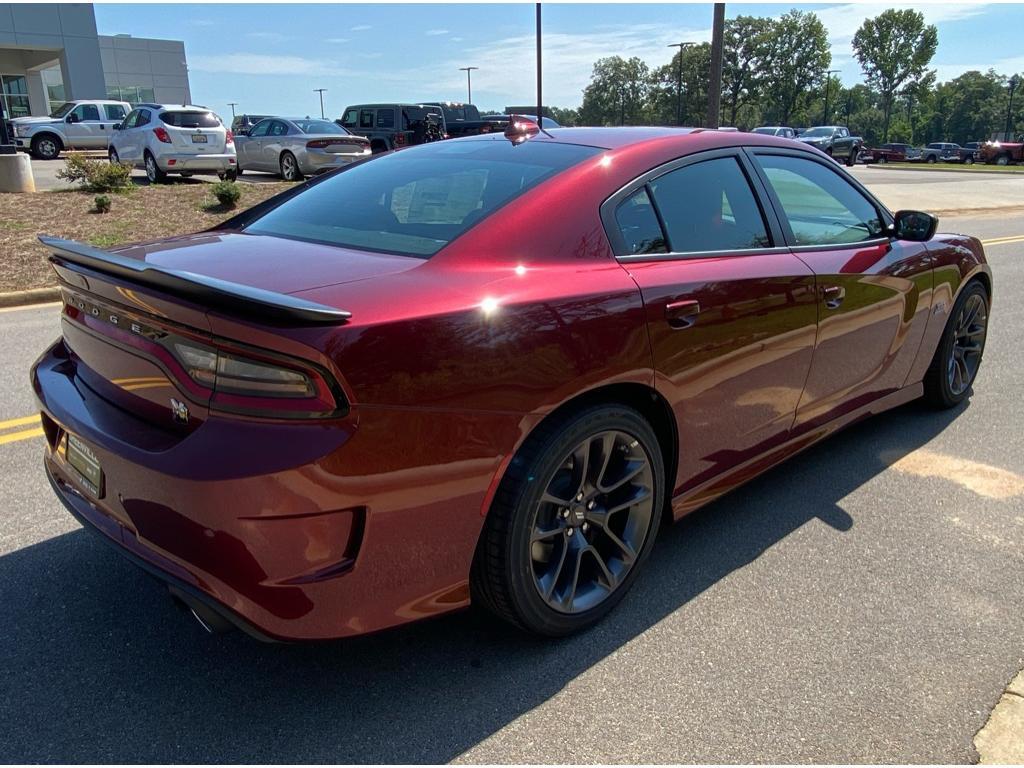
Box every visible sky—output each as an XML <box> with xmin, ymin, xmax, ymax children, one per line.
<box><xmin>93</xmin><ymin>2</ymin><xmax>1024</xmax><ymax>121</ymax></box>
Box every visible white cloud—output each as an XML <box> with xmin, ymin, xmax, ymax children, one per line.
<box><xmin>451</xmin><ymin>37</ymin><xmax>464</xmax><ymax>43</ymax></box>
<box><xmin>326</xmin><ymin>37</ymin><xmax>350</xmax><ymax>44</ymax></box>
<box><xmin>189</xmin><ymin>53</ymin><xmax>357</xmax><ymax>77</ymax></box>
<box><xmin>245</xmin><ymin>31</ymin><xmax>290</xmax><ymax>42</ymax></box>
<box><xmin>190</xmin><ymin>19</ymin><xmax>216</xmax><ymax>28</ymax></box>
<box><xmin>426</xmin><ymin>29</ymin><xmax>449</xmax><ymax>36</ymax></box>
<box><xmin>350</xmin><ymin>24</ymin><xmax>372</xmax><ymax>32</ymax></box>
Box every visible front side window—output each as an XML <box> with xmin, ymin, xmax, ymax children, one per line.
<box><xmin>647</xmin><ymin>156</ymin><xmax>771</xmax><ymax>253</ymax></box>
<box><xmin>135</xmin><ymin>109</ymin><xmax>151</xmax><ymax>127</ymax></box>
<box><xmin>614</xmin><ymin>188</ymin><xmax>667</xmax><ymax>255</ymax></box>
<box><xmin>121</xmin><ymin>110</ymin><xmax>139</xmax><ymax>129</ymax></box>
<box><xmin>340</xmin><ymin>109</ymin><xmax>358</xmax><ymax>128</ymax></box>
<box><xmin>248</xmin><ymin>120</ymin><xmax>272</xmax><ymax>137</ymax></box>
<box><xmin>756</xmin><ymin>154</ymin><xmax>885</xmax><ymax>246</ymax></box>
<box><xmin>72</xmin><ymin>104</ymin><xmax>101</xmax><ymax>122</ymax></box>
<box><xmin>244</xmin><ymin>139</ymin><xmax>601</xmax><ymax>257</ymax></box>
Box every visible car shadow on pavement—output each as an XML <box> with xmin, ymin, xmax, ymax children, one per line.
<box><xmin>0</xmin><ymin>400</ymin><xmax>966</xmax><ymax>763</ymax></box>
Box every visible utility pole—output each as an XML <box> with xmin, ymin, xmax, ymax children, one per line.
<box><xmin>314</xmin><ymin>88</ymin><xmax>327</xmax><ymax>119</ymax></box>
<box><xmin>822</xmin><ymin>69</ymin><xmax>840</xmax><ymax>125</ymax></box>
<box><xmin>1006</xmin><ymin>76</ymin><xmax>1020</xmax><ymax>141</ymax></box>
<box><xmin>706</xmin><ymin>3</ymin><xmax>725</xmax><ymax>128</ymax></box>
<box><xmin>227</xmin><ymin>102</ymin><xmax>238</xmax><ymax>119</ymax></box>
<box><xmin>667</xmin><ymin>42</ymin><xmax>695</xmax><ymax>126</ymax></box>
<box><xmin>459</xmin><ymin>66</ymin><xmax>479</xmax><ymax>104</ymax></box>
<box><xmin>535</xmin><ymin>3</ymin><xmax>543</xmax><ymax>122</ymax></box>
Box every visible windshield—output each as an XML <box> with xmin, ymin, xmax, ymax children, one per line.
<box><xmin>293</xmin><ymin>119</ymin><xmax>347</xmax><ymax>135</ymax></box>
<box><xmin>801</xmin><ymin>127</ymin><xmax>833</xmax><ymax>138</ymax></box>
<box><xmin>49</xmin><ymin>102</ymin><xmax>75</xmax><ymax>118</ymax></box>
<box><xmin>245</xmin><ymin>139</ymin><xmax>601</xmax><ymax>258</ymax></box>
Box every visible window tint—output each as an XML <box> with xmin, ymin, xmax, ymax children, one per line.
<box><xmin>614</xmin><ymin>188</ymin><xmax>667</xmax><ymax>255</ymax></box>
<box><xmin>359</xmin><ymin>109</ymin><xmax>374</xmax><ymax>128</ymax></box>
<box><xmin>341</xmin><ymin>109</ymin><xmax>358</xmax><ymax>127</ymax></box>
<box><xmin>135</xmin><ymin>109</ymin><xmax>151</xmax><ymax>127</ymax></box>
<box><xmin>73</xmin><ymin>104</ymin><xmax>100</xmax><ymax>121</ymax></box>
<box><xmin>245</xmin><ymin>140</ymin><xmax>601</xmax><ymax>257</ymax></box>
<box><xmin>122</xmin><ymin>110</ymin><xmax>138</xmax><ymax>129</ymax></box>
<box><xmin>248</xmin><ymin>120</ymin><xmax>272</xmax><ymax>137</ymax></box>
<box><xmin>269</xmin><ymin>120</ymin><xmax>289</xmax><ymax>136</ymax></box>
<box><xmin>757</xmin><ymin>154</ymin><xmax>885</xmax><ymax>246</ymax></box>
<box><xmin>160</xmin><ymin>111</ymin><xmax>220</xmax><ymax>128</ymax></box>
<box><xmin>376</xmin><ymin>109</ymin><xmax>395</xmax><ymax>129</ymax></box>
<box><xmin>294</xmin><ymin>119</ymin><xmax>346</xmax><ymax>135</ymax></box>
<box><xmin>104</xmin><ymin>104</ymin><xmax>126</xmax><ymax>121</ymax></box>
<box><xmin>647</xmin><ymin>157</ymin><xmax>770</xmax><ymax>253</ymax></box>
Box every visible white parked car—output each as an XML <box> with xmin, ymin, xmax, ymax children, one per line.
<box><xmin>108</xmin><ymin>104</ymin><xmax>237</xmax><ymax>183</ymax></box>
<box><xmin>9</xmin><ymin>100</ymin><xmax>131</xmax><ymax>159</ymax></box>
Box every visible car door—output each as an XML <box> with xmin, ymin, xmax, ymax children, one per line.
<box><xmin>602</xmin><ymin>149</ymin><xmax>819</xmax><ymax>505</ymax></box>
<box><xmin>747</xmin><ymin>149</ymin><xmax>934</xmax><ymax>429</ymax></box>
<box><xmin>262</xmin><ymin>120</ymin><xmax>289</xmax><ymax>169</ymax></box>
<box><xmin>240</xmin><ymin>119</ymin><xmax>271</xmax><ymax>170</ymax></box>
<box><xmin>100</xmin><ymin>103</ymin><xmax>125</xmax><ymax>147</ymax></box>
<box><xmin>111</xmin><ymin>109</ymin><xmax>138</xmax><ymax>161</ymax></box>
<box><xmin>130</xmin><ymin>108</ymin><xmax>153</xmax><ymax>163</ymax></box>
<box><xmin>63</xmin><ymin>104</ymin><xmax>99</xmax><ymax>148</ymax></box>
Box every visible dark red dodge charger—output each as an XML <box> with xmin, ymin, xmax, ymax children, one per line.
<box><xmin>32</xmin><ymin>126</ymin><xmax>991</xmax><ymax>640</ymax></box>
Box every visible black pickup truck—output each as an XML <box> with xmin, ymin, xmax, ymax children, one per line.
<box><xmin>422</xmin><ymin>102</ymin><xmax>509</xmax><ymax>138</ymax></box>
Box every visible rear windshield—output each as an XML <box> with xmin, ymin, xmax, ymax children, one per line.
<box><xmin>293</xmin><ymin>119</ymin><xmax>347</xmax><ymax>135</ymax></box>
<box><xmin>161</xmin><ymin>111</ymin><xmax>220</xmax><ymax>128</ymax></box>
<box><xmin>244</xmin><ymin>139</ymin><xmax>602</xmax><ymax>257</ymax></box>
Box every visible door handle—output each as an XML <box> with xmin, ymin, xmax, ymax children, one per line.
<box><xmin>665</xmin><ymin>299</ymin><xmax>700</xmax><ymax>329</ymax></box>
<box><xmin>823</xmin><ymin>285</ymin><xmax>845</xmax><ymax>309</ymax></box>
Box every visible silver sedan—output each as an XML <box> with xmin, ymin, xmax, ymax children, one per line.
<box><xmin>235</xmin><ymin>117</ymin><xmax>371</xmax><ymax>180</ymax></box>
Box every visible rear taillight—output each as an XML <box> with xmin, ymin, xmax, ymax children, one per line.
<box><xmin>306</xmin><ymin>139</ymin><xmax>334</xmax><ymax>149</ymax></box>
<box><xmin>153</xmin><ymin>127</ymin><xmax>172</xmax><ymax>144</ymax></box>
<box><xmin>225</xmin><ymin>129</ymin><xmax>234</xmax><ymax>145</ymax></box>
<box><xmin>169</xmin><ymin>338</ymin><xmax>339</xmax><ymax>418</ymax></box>
<box><xmin>393</xmin><ymin>132</ymin><xmax>407</xmax><ymax>147</ymax></box>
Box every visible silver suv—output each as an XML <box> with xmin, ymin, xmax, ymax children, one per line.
<box><xmin>108</xmin><ymin>104</ymin><xmax>237</xmax><ymax>183</ymax></box>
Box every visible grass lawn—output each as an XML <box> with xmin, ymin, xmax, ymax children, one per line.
<box><xmin>862</xmin><ymin>162</ymin><xmax>1024</xmax><ymax>174</ymax></box>
<box><xmin>0</xmin><ymin>180</ymin><xmax>292</xmax><ymax>293</ymax></box>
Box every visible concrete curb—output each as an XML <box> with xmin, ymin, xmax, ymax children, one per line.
<box><xmin>975</xmin><ymin>668</ymin><xmax>1024</xmax><ymax>763</ymax></box>
<box><xmin>0</xmin><ymin>287</ymin><xmax>61</xmax><ymax>309</ymax></box>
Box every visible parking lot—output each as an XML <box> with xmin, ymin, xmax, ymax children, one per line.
<box><xmin>1</xmin><ymin>169</ymin><xmax>1023</xmax><ymax>762</ymax></box>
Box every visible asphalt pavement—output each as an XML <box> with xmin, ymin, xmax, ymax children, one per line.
<box><xmin>1</xmin><ymin>189</ymin><xmax>1022</xmax><ymax>760</ymax></box>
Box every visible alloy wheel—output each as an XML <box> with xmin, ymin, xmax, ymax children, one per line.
<box><xmin>948</xmin><ymin>292</ymin><xmax>987</xmax><ymax>396</ymax></box>
<box><xmin>145</xmin><ymin>155</ymin><xmax>157</xmax><ymax>181</ymax></box>
<box><xmin>529</xmin><ymin>430</ymin><xmax>655</xmax><ymax>614</ymax></box>
<box><xmin>38</xmin><ymin>139</ymin><xmax>57</xmax><ymax>159</ymax></box>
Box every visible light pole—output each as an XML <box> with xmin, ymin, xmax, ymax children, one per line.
<box><xmin>667</xmin><ymin>42</ymin><xmax>695</xmax><ymax>126</ymax></box>
<box><xmin>314</xmin><ymin>88</ymin><xmax>327</xmax><ymax>119</ymax></box>
<box><xmin>459</xmin><ymin>66</ymin><xmax>478</xmax><ymax>104</ymax></box>
<box><xmin>706</xmin><ymin>2</ymin><xmax>725</xmax><ymax>128</ymax></box>
<box><xmin>822</xmin><ymin>69</ymin><xmax>840</xmax><ymax>125</ymax></box>
<box><xmin>536</xmin><ymin>3</ymin><xmax>542</xmax><ymax>123</ymax></box>
<box><xmin>1006</xmin><ymin>75</ymin><xmax>1020</xmax><ymax>141</ymax></box>
<box><xmin>227</xmin><ymin>102</ymin><xmax>238</xmax><ymax>119</ymax></box>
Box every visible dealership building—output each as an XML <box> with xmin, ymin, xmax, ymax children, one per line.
<box><xmin>1</xmin><ymin>3</ymin><xmax>190</xmax><ymax>119</ymax></box>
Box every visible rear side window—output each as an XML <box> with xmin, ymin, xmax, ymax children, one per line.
<box><xmin>104</xmin><ymin>104</ymin><xmax>126</xmax><ymax>120</ymax></box>
<box><xmin>614</xmin><ymin>188</ymin><xmax>667</xmax><ymax>255</ymax></box>
<box><xmin>245</xmin><ymin>140</ymin><xmax>601</xmax><ymax>257</ymax></box>
<box><xmin>359</xmin><ymin>110</ymin><xmax>374</xmax><ymax>129</ymax></box>
<box><xmin>756</xmin><ymin>154</ymin><xmax>884</xmax><ymax>246</ymax></box>
<box><xmin>376</xmin><ymin>109</ymin><xmax>395</xmax><ymax>129</ymax></box>
<box><xmin>160</xmin><ymin>111</ymin><xmax>220</xmax><ymax>128</ymax></box>
<box><xmin>648</xmin><ymin>157</ymin><xmax>770</xmax><ymax>253</ymax></box>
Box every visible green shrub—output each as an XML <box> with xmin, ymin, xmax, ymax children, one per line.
<box><xmin>93</xmin><ymin>194</ymin><xmax>112</xmax><ymax>214</ymax></box>
<box><xmin>57</xmin><ymin>153</ymin><xmax>133</xmax><ymax>192</ymax></box>
<box><xmin>210</xmin><ymin>180</ymin><xmax>242</xmax><ymax>208</ymax></box>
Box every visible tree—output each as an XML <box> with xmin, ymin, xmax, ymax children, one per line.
<box><xmin>579</xmin><ymin>56</ymin><xmax>651</xmax><ymax>126</ymax></box>
<box><xmin>759</xmin><ymin>10</ymin><xmax>831</xmax><ymax>126</ymax></box>
<box><xmin>548</xmin><ymin>106</ymin><xmax>580</xmax><ymax>127</ymax></box>
<box><xmin>721</xmin><ymin>15</ymin><xmax>771</xmax><ymax>127</ymax></box>
<box><xmin>647</xmin><ymin>43</ymin><xmax>711</xmax><ymax>126</ymax></box>
<box><xmin>852</xmin><ymin>9</ymin><xmax>938</xmax><ymax>142</ymax></box>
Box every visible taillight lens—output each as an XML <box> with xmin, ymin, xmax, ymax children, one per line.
<box><xmin>306</xmin><ymin>139</ymin><xmax>334</xmax><ymax>149</ymax></box>
<box><xmin>393</xmin><ymin>132</ymin><xmax>407</xmax><ymax>147</ymax></box>
<box><xmin>169</xmin><ymin>338</ymin><xmax>341</xmax><ymax>418</ymax></box>
<box><xmin>225</xmin><ymin>129</ymin><xmax>234</xmax><ymax>145</ymax></box>
<box><xmin>153</xmin><ymin>126</ymin><xmax>172</xmax><ymax>144</ymax></box>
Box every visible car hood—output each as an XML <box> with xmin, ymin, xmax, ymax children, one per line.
<box><xmin>10</xmin><ymin>116</ymin><xmax>59</xmax><ymax>126</ymax></box>
<box><xmin>798</xmin><ymin>136</ymin><xmax>828</xmax><ymax>143</ymax></box>
<box><xmin>111</xmin><ymin>232</ymin><xmax>422</xmax><ymax>295</ymax></box>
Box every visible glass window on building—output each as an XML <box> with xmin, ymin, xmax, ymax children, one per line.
<box><xmin>41</xmin><ymin>66</ymin><xmax>66</xmax><ymax>115</ymax></box>
<box><xmin>106</xmin><ymin>85</ymin><xmax>155</xmax><ymax>106</ymax></box>
<box><xmin>1</xmin><ymin>74</ymin><xmax>31</xmax><ymax>118</ymax></box>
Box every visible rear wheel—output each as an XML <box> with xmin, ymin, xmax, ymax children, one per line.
<box><xmin>879</xmin><ymin>155</ymin><xmax>888</xmax><ymax>164</ymax></box>
<box><xmin>144</xmin><ymin>151</ymin><xmax>167</xmax><ymax>183</ymax></box>
<box><xmin>927</xmin><ymin>155</ymin><xmax>937</xmax><ymax>164</ymax></box>
<box><xmin>923</xmin><ymin>280</ymin><xmax>989</xmax><ymax>408</ymax></box>
<box><xmin>472</xmin><ymin>404</ymin><xmax>664</xmax><ymax>636</ymax></box>
<box><xmin>995</xmin><ymin>154</ymin><xmax>1010</xmax><ymax>166</ymax></box>
<box><xmin>108</xmin><ymin>147</ymin><xmax>120</xmax><ymax>166</ymax></box>
<box><xmin>845</xmin><ymin>149</ymin><xmax>856</xmax><ymax>167</ymax></box>
<box><xmin>279</xmin><ymin>151</ymin><xmax>302</xmax><ymax>181</ymax></box>
<box><xmin>964</xmin><ymin>155</ymin><xmax>974</xmax><ymax>165</ymax></box>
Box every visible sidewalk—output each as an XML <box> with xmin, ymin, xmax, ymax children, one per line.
<box><xmin>975</xmin><ymin>668</ymin><xmax>1024</xmax><ymax>763</ymax></box>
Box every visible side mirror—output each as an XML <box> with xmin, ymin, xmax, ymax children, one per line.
<box><xmin>112</xmin><ymin>122</ymin><xmax>122</xmax><ymax>130</ymax></box>
<box><xmin>892</xmin><ymin>210</ymin><xmax>938</xmax><ymax>242</ymax></box>
<box><xmin>66</xmin><ymin>113</ymin><xmax>79</xmax><ymax>123</ymax></box>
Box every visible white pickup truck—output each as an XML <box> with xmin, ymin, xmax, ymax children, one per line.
<box><xmin>9</xmin><ymin>100</ymin><xmax>132</xmax><ymax>160</ymax></box>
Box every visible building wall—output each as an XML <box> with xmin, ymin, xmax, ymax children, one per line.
<box><xmin>99</xmin><ymin>34</ymin><xmax>190</xmax><ymax>106</ymax></box>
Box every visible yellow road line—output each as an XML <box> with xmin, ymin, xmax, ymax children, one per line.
<box><xmin>0</xmin><ymin>414</ymin><xmax>40</xmax><ymax>431</ymax></box>
<box><xmin>982</xmin><ymin>235</ymin><xmax>1024</xmax><ymax>246</ymax></box>
<box><xmin>0</xmin><ymin>427</ymin><xmax>44</xmax><ymax>446</ymax></box>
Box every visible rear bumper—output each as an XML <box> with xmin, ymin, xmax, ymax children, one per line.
<box><xmin>157</xmin><ymin>153</ymin><xmax>236</xmax><ymax>172</ymax></box>
<box><xmin>301</xmin><ymin>148</ymin><xmax>371</xmax><ymax>175</ymax></box>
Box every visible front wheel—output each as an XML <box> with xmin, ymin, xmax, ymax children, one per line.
<box><xmin>927</xmin><ymin>155</ymin><xmax>937</xmax><ymax>164</ymax></box>
<box><xmin>30</xmin><ymin>134</ymin><xmax>62</xmax><ymax>160</ymax></box>
<box><xmin>879</xmin><ymin>155</ymin><xmax>888</xmax><ymax>164</ymax></box>
<box><xmin>923</xmin><ymin>280</ymin><xmax>989</xmax><ymax>409</ymax></box>
<box><xmin>995</xmin><ymin>154</ymin><xmax>1010</xmax><ymax>166</ymax></box>
<box><xmin>964</xmin><ymin>156</ymin><xmax>974</xmax><ymax>165</ymax></box>
<box><xmin>108</xmin><ymin>147</ymin><xmax>120</xmax><ymax>166</ymax></box>
<box><xmin>472</xmin><ymin>404</ymin><xmax>664</xmax><ymax>636</ymax></box>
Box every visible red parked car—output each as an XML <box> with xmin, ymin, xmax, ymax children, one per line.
<box><xmin>32</xmin><ymin>126</ymin><xmax>992</xmax><ymax>641</ymax></box>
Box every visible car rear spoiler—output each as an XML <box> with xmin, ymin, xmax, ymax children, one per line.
<box><xmin>39</xmin><ymin>236</ymin><xmax>351</xmax><ymax>326</ymax></box>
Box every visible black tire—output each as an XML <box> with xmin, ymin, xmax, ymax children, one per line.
<box><xmin>995</xmin><ymin>154</ymin><xmax>1010</xmax><ymax>166</ymax></box>
<box><xmin>927</xmin><ymin>155</ymin><xmax>937</xmax><ymax>164</ymax></box>
<box><xmin>279</xmin><ymin>151</ymin><xmax>302</xmax><ymax>181</ymax></box>
<box><xmin>879</xmin><ymin>155</ymin><xmax>888</xmax><ymax>164</ymax></box>
<box><xmin>370</xmin><ymin>140</ymin><xmax>388</xmax><ymax>154</ymax></box>
<box><xmin>235</xmin><ymin>166</ymin><xmax>243</xmax><ymax>176</ymax></box>
<box><xmin>845</xmin><ymin>150</ymin><xmax>856</xmax><ymax>167</ymax></box>
<box><xmin>30</xmin><ymin>133</ymin><xmax>62</xmax><ymax>160</ymax></box>
<box><xmin>472</xmin><ymin>404</ymin><xmax>665</xmax><ymax>636</ymax></box>
<box><xmin>108</xmin><ymin>147</ymin><xmax>120</xmax><ymax>165</ymax></box>
<box><xmin>218</xmin><ymin>169</ymin><xmax>237</xmax><ymax>182</ymax></box>
<box><xmin>923</xmin><ymin>280</ymin><xmax>989</xmax><ymax>409</ymax></box>
<box><xmin>144</xmin><ymin>151</ymin><xmax>167</xmax><ymax>183</ymax></box>
<box><xmin>964</xmin><ymin>155</ymin><xmax>974</xmax><ymax>165</ymax></box>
